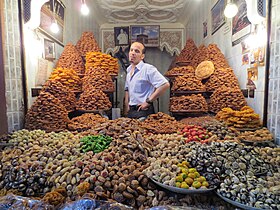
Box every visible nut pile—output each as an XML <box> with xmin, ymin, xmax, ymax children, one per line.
<box><xmin>85</xmin><ymin>52</ymin><xmax>119</xmax><ymax>75</ymax></box>
<box><xmin>171</xmin><ymin>73</ymin><xmax>206</xmax><ymax>91</ymax></box>
<box><xmin>216</xmin><ymin>106</ymin><xmax>261</xmax><ymax>129</ymax></box>
<box><xmin>165</xmin><ymin>66</ymin><xmax>195</xmax><ymax>77</ymax></box>
<box><xmin>76</xmin><ymin>89</ymin><xmax>112</xmax><ymax>111</ymax></box>
<box><xmin>208</xmin><ymin>44</ymin><xmax>230</xmax><ymax>69</ymax></box>
<box><xmin>142</xmin><ymin>112</ymin><xmax>185</xmax><ymax>134</ymax></box>
<box><xmin>75</xmin><ymin>32</ymin><xmax>101</xmax><ymax>56</ymax></box>
<box><xmin>259</xmin><ymin>147</ymin><xmax>280</xmax><ymax>172</ymax></box>
<box><xmin>55</xmin><ymin>43</ymin><xmax>85</xmax><ymax>75</ymax></box>
<box><xmin>191</xmin><ymin>45</ymin><xmax>210</xmax><ymax>68</ymax></box>
<box><xmin>24</xmin><ymin>92</ymin><xmax>69</xmax><ymax>132</ymax></box>
<box><xmin>82</xmin><ymin>68</ymin><xmax>114</xmax><ymax>92</ymax></box>
<box><xmin>175</xmin><ymin>39</ymin><xmax>198</xmax><ymax>63</ymax></box>
<box><xmin>205</xmin><ymin>68</ymin><xmax>239</xmax><ymax>91</ymax></box>
<box><xmin>202</xmin><ymin>121</ymin><xmax>238</xmax><ymax>141</ymax></box>
<box><xmin>49</xmin><ymin>67</ymin><xmax>82</xmax><ymax>92</ymax></box>
<box><xmin>170</xmin><ymin>94</ymin><xmax>208</xmax><ymax>112</ymax></box>
<box><xmin>237</xmin><ymin>128</ymin><xmax>274</xmax><ymax>142</ymax></box>
<box><xmin>209</xmin><ymin>87</ymin><xmax>247</xmax><ymax>113</ymax></box>
<box><xmin>68</xmin><ymin>113</ymin><xmax>109</xmax><ymax>132</ymax></box>
<box><xmin>42</xmin><ymin>80</ymin><xmax>76</xmax><ymax>112</ymax></box>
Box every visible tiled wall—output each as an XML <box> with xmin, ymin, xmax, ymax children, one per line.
<box><xmin>268</xmin><ymin>0</ymin><xmax>280</xmax><ymax>144</ymax></box>
<box><xmin>3</xmin><ymin>0</ymin><xmax>25</xmax><ymax>132</ymax></box>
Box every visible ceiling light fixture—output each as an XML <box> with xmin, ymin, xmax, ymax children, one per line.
<box><xmin>81</xmin><ymin>0</ymin><xmax>89</xmax><ymax>16</ymax></box>
<box><xmin>224</xmin><ymin>0</ymin><xmax>238</xmax><ymax>18</ymax></box>
<box><xmin>50</xmin><ymin>0</ymin><xmax>59</xmax><ymax>33</ymax></box>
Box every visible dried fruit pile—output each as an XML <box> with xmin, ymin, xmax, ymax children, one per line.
<box><xmin>181</xmin><ymin>125</ymin><xmax>210</xmax><ymax>144</ymax></box>
<box><xmin>42</xmin><ymin>80</ymin><xmax>76</xmax><ymax>112</ymax></box>
<box><xmin>24</xmin><ymin>92</ymin><xmax>69</xmax><ymax>132</ymax></box>
<box><xmin>55</xmin><ymin>43</ymin><xmax>85</xmax><ymax>75</ymax></box>
<box><xmin>75</xmin><ymin>32</ymin><xmax>100</xmax><ymax>56</ymax></box>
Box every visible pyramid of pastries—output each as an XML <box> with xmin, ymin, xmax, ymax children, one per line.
<box><xmin>76</xmin><ymin>32</ymin><xmax>101</xmax><ymax>56</ymax></box>
<box><xmin>49</xmin><ymin>67</ymin><xmax>82</xmax><ymax>92</ymax></box>
<box><xmin>208</xmin><ymin>44</ymin><xmax>230</xmax><ymax>69</ymax></box>
<box><xmin>176</xmin><ymin>39</ymin><xmax>198</xmax><ymax>63</ymax></box>
<box><xmin>170</xmin><ymin>94</ymin><xmax>208</xmax><ymax>112</ymax></box>
<box><xmin>171</xmin><ymin>73</ymin><xmax>206</xmax><ymax>91</ymax></box>
<box><xmin>209</xmin><ymin>86</ymin><xmax>247</xmax><ymax>113</ymax></box>
<box><xmin>191</xmin><ymin>45</ymin><xmax>210</xmax><ymax>68</ymax></box>
<box><xmin>82</xmin><ymin>68</ymin><xmax>114</xmax><ymax>92</ymax></box>
<box><xmin>41</xmin><ymin>80</ymin><xmax>76</xmax><ymax>112</ymax></box>
<box><xmin>56</xmin><ymin>43</ymin><xmax>85</xmax><ymax>75</ymax></box>
<box><xmin>85</xmin><ymin>52</ymin><xmax>119</xmax><ymax>75</ymax></box>
<box><xmin>25</xmin><ymin>91</ymin><xmax>69</xmax><ymax>132</ymax></box>
<box><xmin>205</xmin><ymin>68</ymin><xmax>239</xmax><ymax>91</ymax></box>
<box><xmin>165</xmin><ymin>66</ymin><xmax>195</xmax><ymax>77</ymax></box>
<box><xmin>76</xmin><ymin>89</ymin><xmax>112</xmax><ymax>111</ymax></box>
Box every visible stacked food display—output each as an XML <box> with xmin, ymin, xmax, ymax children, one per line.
<box><xmin>0</xmin><ymin>35</ymin><xmax>279</xmax><ymax>210</ymax></box>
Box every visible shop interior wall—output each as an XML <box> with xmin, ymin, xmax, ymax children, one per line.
<box><xmin>2</xmin><ymin>0</ymin><xmax>25</xmax><ymax>132</ymax></box>
<box><xmin>268</xmin><ymin>0</ymin><xmax>280</xmax><ymax>144</ymax></box>
<box><xmin>185</xmin><ymin>0</ymin><xmax>266</xmax><ymax>121</ymax></box>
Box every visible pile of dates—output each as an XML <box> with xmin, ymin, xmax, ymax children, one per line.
<box><xmin>180</xmin><ymin>125</ymin><xmax>211</xmax><ymax>143</ymax></box>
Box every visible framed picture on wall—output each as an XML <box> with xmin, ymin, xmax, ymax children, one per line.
<box><xmin>44</xmin><ymin>39</ymin><xmax>55</xmax><ymax>61</ymax></box>
<box><xmin>211</xmin><ymin>0</ymin><xmax>226</xmax><ymax>35</ymax></box>
<box><xmin>130</xmin><ymin>25</ymin><xmax>160</xmax><ymax>47</ymax></box>
<box><xmin>39</xmin><ymin>0</ymin><xmax>65</xmax><ymax>46</ymax></box>
<box><xmin>114</xmin><ymin>26</ymin><xmax>129</xmax><ymax>46</ymax></box>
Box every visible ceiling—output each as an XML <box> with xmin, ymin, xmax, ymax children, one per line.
<box><xmin>91</xmin><ymin>0</ymin><xmax>200</xmax><ymax>25</ymax></box>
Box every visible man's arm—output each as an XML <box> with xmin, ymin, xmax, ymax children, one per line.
<box><xmin>124</xmin><ymin>90</ymin><xmax>129</xmax><ymax>116</ymax></box>
<box><xmin>138</xmin><ymin>82</ymin><xmax>170</xmax><ymax>110</ymax></box>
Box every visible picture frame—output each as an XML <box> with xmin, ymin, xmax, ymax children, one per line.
<box><xmin>211</xmin><ymin>0</ymin><xmax>226</xmax><ymax>35</ymax></box>
<box><xmin>39</xmin><ymin>0</ymin><xmax>65</xmax><ymax>46</ymax></box>
<box><xmin>44</xmin><ymin>39</ymin><xmax>55</xmax><ymax>61</ymax></box>
<box><xmin>130</xmin><ymin>25</ymin><xmax>160</xmax><ymax>47</ymax></box>
<box><xmin>232</xmin><ymin>0</ymin><xmax>251</xmax><ymax>46</ymax></box>
<box><xmin>114</xmin><ymin>26</ymin><xmax>129</xmax><ymax>46</ymax></box>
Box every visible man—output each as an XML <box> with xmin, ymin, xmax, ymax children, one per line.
<box><xmin>124</xmin><ymin>42</ymin><xmax>170</xmax><ymax>120</ymax></box>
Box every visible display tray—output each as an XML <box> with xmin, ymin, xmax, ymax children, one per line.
<box><xmin>239</xmin><ymin>138</ymin><xmax>274</xmax><ymax>144</ymax></box>
<box><xmin>76</xmin><ymin>109</ymin><xmax>111</xmax><ymax>114</ymax></box>
<box><xmin>234</xmin><ymin>127</ymin><xmax>263</xmax><ymax>131</ymax></box>
<box><xmin>170</xmin><ymin>110</ymin><xmax>208</xmax><ymax>114</ymax></box>
<box><xmin>216</xmin><ymin>192</ymin><xmax>263</xmax><ymax>210</ymax></box>
<box><xmin>171</xmin><ymin>90</ymin><xmax>206</xmax><ymax>95</ymax></box>
<box><xmin>151</xmin><ymin>178</ymin><xmax>215</xmax><ymax>194</ymax></box>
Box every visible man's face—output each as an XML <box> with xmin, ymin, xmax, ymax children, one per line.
<box><xmin>129</xmin><ymin>42</ymin><xmax>145</xmax><ymax>65</ymax></box>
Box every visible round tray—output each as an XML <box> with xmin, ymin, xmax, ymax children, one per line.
<box><xmin>151</xmin><ymin>178</ymin><xmax>215</xmax><ymax>194</ymax></box>
<box><xmin>216</xmin><ymin>192</ymin><xmax>263</xmax><ymax>210</ymax></box>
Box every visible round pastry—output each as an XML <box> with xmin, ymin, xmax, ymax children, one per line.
<box><xmin>195</xmin><ymin>61</ymin><xmax>215</xmax><ymax>79</ymax></box>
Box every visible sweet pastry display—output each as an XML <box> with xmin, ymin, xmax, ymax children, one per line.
<box><xmin>170</xmin><ymin>94</ymin><xmax>208</xmax><ymax>112</ymax></box>
<box><xmin>75</xmin><ymin>32</ymin><xmax>101</xmax><ymax>56</ymax></box>
<box><xmin>195</xmin><ymin>61</ymin><xmax>215</xmax><ymax>80</ymax></box>
<box><xmin>55</xmin><ymin>43</ymin><xmax>85</xmax><ymax>75</ymax></box>
<box><xmin>171</xmin><ymin>73</ymin><xmax>206</xmax><ymax>91</ymax></box>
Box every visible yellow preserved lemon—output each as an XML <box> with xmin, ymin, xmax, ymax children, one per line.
<box><xmin>202</xmin><ymin>181</ymin><xmax>209</xmax><ymax>187</ymax></box>
<box><xmin>175</xmin><ymin>175</ymin><xmax>184</xmax><ymax>182</ymax></box>
<box><xmin>192</xmin><ymin>181</ymin><xmax>202</xmax><ymax>189</ymax></box>
<box><xmin>181</xmin><ymin>182</ymin><xmax>189</xmax><ymax>189</ymax></box>
<box><xmin>176</xmin><ymin>182</ymin><xmax>181</xmax><ymax>188</ymax></box>
<box><xmin>189</xmin><ymin>168</ymin><xmax>196</xmax><ymax>173</ymax></box>
<box><xmin>185</xmin><ymin>177</ymin><xmax>194</xmax><ymax>185</ymax></box>
<box><xmin>188</xmin><ymin>172</ymin><xmax>196</xmax><ymax>179</ymax></box>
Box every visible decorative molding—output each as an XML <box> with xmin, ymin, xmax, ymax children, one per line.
<box><xmin>101</xmin><ymin>28</ymin><xmax>183</xmax><ymax>56</ymax></box>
